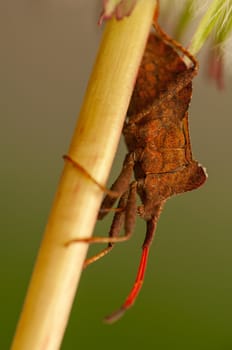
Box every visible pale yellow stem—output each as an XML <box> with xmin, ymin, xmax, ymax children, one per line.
<box><xmin>11</xmin><ymin>1</ymin><xmax>157</xmax><ymax>349</ymax></box>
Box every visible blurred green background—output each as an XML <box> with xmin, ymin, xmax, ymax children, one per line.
<box><xmin>1</xmin><ymin>1</ymin><xmax>232</xmax><ymax>349</ymax></box>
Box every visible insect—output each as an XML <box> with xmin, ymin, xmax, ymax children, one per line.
<box><xmin>65</xmin><ymin>21</ymin><xmax>207</xmax><ymax>323</ymax></box>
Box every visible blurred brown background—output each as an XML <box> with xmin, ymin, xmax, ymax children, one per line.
<box><xmin>1</xmin><ymin>1</ymin><xmax>232</xmax><ymax>349</ymax></box>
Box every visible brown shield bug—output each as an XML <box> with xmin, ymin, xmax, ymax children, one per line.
<box><xmin>64</xmin><ymin>20</ymin><xmax>207</xmax><ymax>323</ymax></box>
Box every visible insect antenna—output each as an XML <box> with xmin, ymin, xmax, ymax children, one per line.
<box><xmin>104</xmin><ymin>216</ymin><xmax>159</xmax><ymax>324</ymax></box>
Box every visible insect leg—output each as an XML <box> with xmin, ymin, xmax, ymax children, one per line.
<box><xmin>63</xmin><ymin>154</ymin><xmax>118</xmax><ymax>197</ymax></box>
<box><xmin>154</xmin><ymin>21</ymin><xmax>198</xmax><ymax>70</ymax></box>
<box><xmin>104</xmin><ymin>215</ymin><xmax>158</xmax><ymax>324</ymax></box>
<box><xmin>83</xmin><ymin>191</ymin><xmax>128</xmax><ymax>268</ymax></box>
<box><xmin>63</xmin><ymin>153</ymin><xmax>136</xmax><ymax>266</ymax></box>
<box><xmin>65</xmin><ymin>181</ymin><xmax>137</xmax><ymax>247</ymax></box>
<box><xmin>99</xmin><ymin>152</ymin><xmax>135</xmax><ymax>220</ymax></box>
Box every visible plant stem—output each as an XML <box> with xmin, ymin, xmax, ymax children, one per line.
<box><xmin>11</xmin><ymin>1</ymin><xmax>157</xmax><ymax>349</ymax></box>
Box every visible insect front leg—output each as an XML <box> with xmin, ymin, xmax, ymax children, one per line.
<box><xmin>63</xmin><ymin>154</ymin><xmax>118</xmax><ymax>197</ymax></box>
<box><xmin>63</xmin><ymin>153</ymin><xmax>136</xmax><ymax>265</ymax></box>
